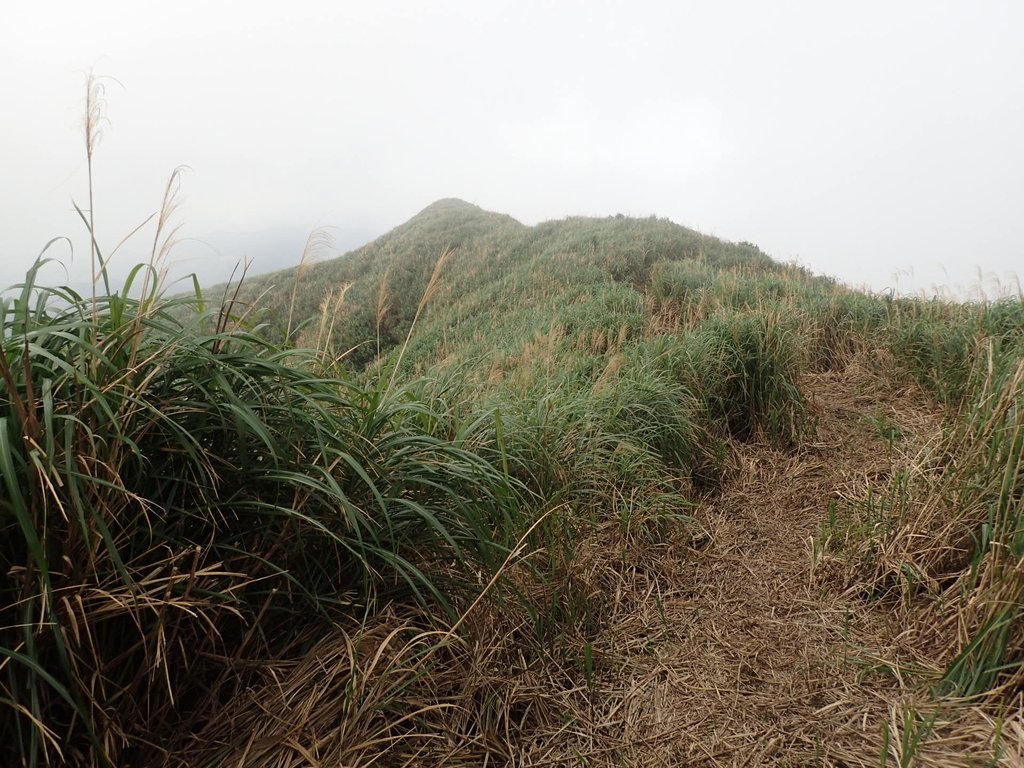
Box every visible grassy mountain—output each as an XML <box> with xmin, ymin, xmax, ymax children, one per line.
<box><xmin>235</xmin><ymin>198</ymin><xmax>779</xmax><ymax>369</ymax></box>
<box><xmin>5</xmin><ymin>177</ymin><xmax>1024</xmax><ymax>766</ymax></box>
<box><xmin>236</xmin><ymin>199</ymin><xmax>526</xmax><ymax>364</ymax></box>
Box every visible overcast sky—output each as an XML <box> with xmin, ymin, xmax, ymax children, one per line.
<box><xmin>2</xmin><ymin>1</ymin><xmax>1022</xmax><ymax>298</ymax></box>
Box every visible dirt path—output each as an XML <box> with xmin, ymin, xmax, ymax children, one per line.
<box><xmin>532</xmin><ymin>361</ymin><xmax>946</xmax><ymax>766</ymax></box>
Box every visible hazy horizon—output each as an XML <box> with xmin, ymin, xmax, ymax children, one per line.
<box><xmin>3</xmin><ymin>1</ymin><xmax>1022</xmax><ymax>299</ymax></box>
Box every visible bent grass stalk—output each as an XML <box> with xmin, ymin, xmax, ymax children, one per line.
<box><xmin>385</xmin><ymin>245</ymin><xmax>453</xmax><ymax>395</ymax></box>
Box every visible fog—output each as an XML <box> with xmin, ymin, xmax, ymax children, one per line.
<box><xmin>2</xmin><ymin>1</ymin><xmax>1022</xmax><ymax>298</ymax></box>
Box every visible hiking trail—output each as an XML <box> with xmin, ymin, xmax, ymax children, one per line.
<box><xmin>531</xmin><ymin>360</ymin><xmax>949</xmax><ymax>766</ymax></box>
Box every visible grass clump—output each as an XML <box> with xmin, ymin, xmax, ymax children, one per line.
<box><xmin>696</xmin><ymin>310</ymin><xmax>806</xmax><ymax>444</ymax></box>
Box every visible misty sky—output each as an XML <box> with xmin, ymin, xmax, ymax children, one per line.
<box><xmin>2</xmin><ymin>1</ymin><xmax>1022</xmax><ymax>298</ymax></box>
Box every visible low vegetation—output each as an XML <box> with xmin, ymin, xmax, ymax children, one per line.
<box><xmin>2</xmin><ymin>87</ymin><xmax>1022</xmax><ymax>766</ymax></box>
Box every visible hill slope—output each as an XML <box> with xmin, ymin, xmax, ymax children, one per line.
<box><xmin>235</xmin><ymin>198</ymin><xmax>784</xmax><ymax>369</ymax></box>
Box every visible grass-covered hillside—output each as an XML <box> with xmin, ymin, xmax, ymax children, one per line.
<box><xmin>3</xmin><ymin>148</ymin><xmax>1024</xmax><ymax>763</ymax></box>
<box><xmin>239</xmin><ymin>198</ymin><xmax>778</xmax><ymax>370</ymax></box>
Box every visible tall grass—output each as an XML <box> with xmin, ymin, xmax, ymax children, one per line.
<box><xmin>0</xmin><ymin>87</ymin><xmax>537</xmax><ymax>762</ymax></box>
<box><xmin>820</xmin><ymin>298</ymin><xmax>1024</xmax><ymax>701</ymax></box>
<box><xmin>936</xmin><ymin>342</ymin><xmax>1024</xmax><ymax>697</ymax></box>
<box><xmin>0</xmin><ymin>252</ymin><xmax>545</xmax><ymax>763</ymax></box>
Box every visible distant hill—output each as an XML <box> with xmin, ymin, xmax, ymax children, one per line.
<box><xmin>231</xmin><ymin>198</ymin><xmax>788</xmax><ymax>369</ymax></box>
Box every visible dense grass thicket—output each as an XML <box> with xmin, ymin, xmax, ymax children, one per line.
<box><xmin>3</xmin><ymin>141</ymin><xmax>1023</xmax><ymax>763</ymax></box>
<box><xmin>0</xmin><ymin>260</ymin><xmax>550</xmax><ymax>763</ymax></box>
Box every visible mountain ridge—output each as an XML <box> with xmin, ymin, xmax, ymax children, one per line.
<box><xmin>233</xmin><ymin>198</ymin><xmax>786</xmax><ymax>369</ymax></box>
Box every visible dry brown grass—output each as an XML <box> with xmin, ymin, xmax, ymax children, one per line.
<box><xmin>511</xmin><ymin>354</ymin><xmax>1017</xmax><ymax>766</ymax></box>
<box><xmin>160</xmin><ymin>352</ymin><xmax>1021</xmax><ymax>766</ymax></box>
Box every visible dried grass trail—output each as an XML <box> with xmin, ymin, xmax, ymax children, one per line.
<box><xmin>530</xmin><ymin>361</ymin><xmax>947</xmax><ymax>766</ymax></box>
